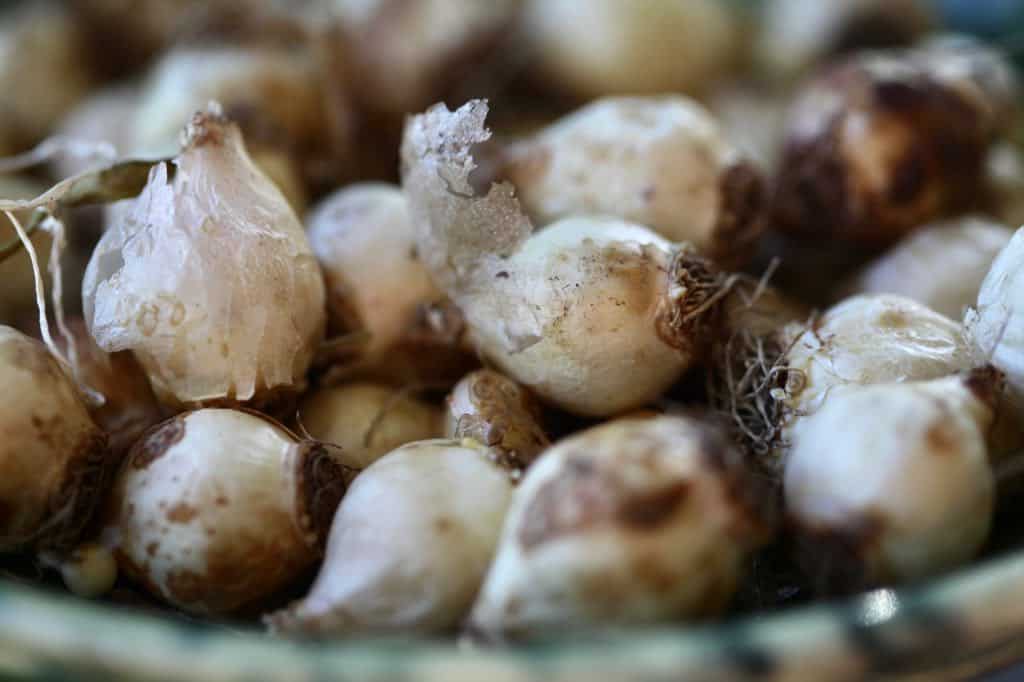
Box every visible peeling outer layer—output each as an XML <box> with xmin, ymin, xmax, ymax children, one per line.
<box><xmin>468</xmin><ymin>416</ymin><xmax>774</xmax><ymax>637</ymax></box>
<box><xmin>83</xmin><ymin>107</ymin><xmax>326</xmax><ymax>408</ymax></box>
<box><xmin>402</xmin><ymin>100</ymin><xmax>727</xmax><ymax>416</ymax></box>
<box><xmin>772</xmin><ymin>42</ymin><xmax>1016</xmax><ymax>246</ymax></box>
<box><xmin>104</xmin><ymin>409</ymin><xmax>346</xmax><ymax>615</ymax></box>
<box><xmin>445</xmin><ymin>370</ymin><xmax>549</xmax><ymax>474</ymax></box>
<box><xmin>784</xmin><ymin>373</ymin><xmax>996</xmax><ymax>593</ymax></box>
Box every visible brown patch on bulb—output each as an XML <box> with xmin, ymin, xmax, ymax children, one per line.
<box><xmin>451</xmin><ymin>370</ymin><xmax>549</xmax><ymax>473</ymax></box>
<box><xmin>696</xmin><ymin>419</ymin><xmax>777</xmax><ymax>543</ymax></box>
<box><xmin>131</xmin><ymin>417</ymin><xmax>186</xmax><ymax>470</ymax></box>
<box><xmin>709</xmin><ymin>161</ymin><xmax>766</xmax><ymax>269</ymax></box>
<box><xmin>790</xmin><ymin>512</ymin><xmax>886</xmax><ymax>595</ymax></box>
<box><xmin>617</xmin><ymin>482</ymin><xmax>691</xmax><ymax>528</ymax></box>
<box><xmin>517</xmin><ymin>446</ymin><xmax>697</xmax><ymax>550</ymax></box>
<box><xmin>963</xmin><ymin>365</ymin><xmax>1004</xmax><ymax>411</ymax></box>
<box><xmin>165</xmin><ymin>503</ymin><xmax>198</xmax><ymax>524</ymax></box>
<box><xmin>772</xmin><ymin>52</ymin><xmax>997</xmax><ymax>245</ymax></box>
<box><xmin>925</xmin><ymin>423</ymin><xmax>960</xmax><ymax>456</ymax></box>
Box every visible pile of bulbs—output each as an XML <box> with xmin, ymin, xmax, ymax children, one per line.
<box><xmin>2</xmin><ymin>0</ymin><xmax>1024</xmax><ymax>642</ymax></box>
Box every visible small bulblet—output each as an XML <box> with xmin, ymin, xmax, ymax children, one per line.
<box><xmin>445</xmin><ymin>369</ymin><xmax>549</xmax><ymax>474</ymax></box>
<box><xmin>83</xmin><ymin>109</ymin><xmax>326</xmax><ymax>407</ymax></box>
<box><xmin>0</xmin><ymin>326</ymin><xmax>111</xmax><ymax>553</ymax></box>
<box><xmin>104</xmin><ymin>409</ymin><xmax>347</xmax><ymax>615</ymax></box>
<box><xmin>299</xmin><ymin>382</ymin><xmax>442</xmax><ymax>469</ymax></box>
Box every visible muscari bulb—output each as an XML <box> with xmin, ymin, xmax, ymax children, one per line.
<box><xmin>756</xmin><ymin>0</ymin><xmax>935</xmax><ymax>79</ymax></box>
<box><xmin>401</xmin><ymin>100</ymin><xmax>732</xmax><ymax>417</ymax></box>
<box><xmin>83</xmin><ymin>108</ymin><xmax>326</xmax><ymax>408</ymax></box>
<box><xmin>307</xmin><ymin>183</ymin><xmax>442</xmax><ymax>357</ymax></box>
<box><xmin>758</xmin><ymin>294</ymin><xmax>970</xmax><ymax>470</ymax></box>
<box><xmin>497</xmin><ymin>96</ymin><xmax>765</xmax><ymax>267</ymax></box>
<box><xmin>0</xmin><ymin>3</ymin><xmax>93</xmax><ymax>155</ymax></box>
<box><xmin>333</xmin><ymin>0</ymin><xmax>520</xmax><ymax>116</ymax></box>
<box><xmin>773</xmin><ymin>41</ymin><xmax>1016</xmax><ymax>245</ymax></box>
<box><xmin>845</xmin><ymin>215</ymin><xmax>1013</xmax><ymax>320</ymax></box>
<box><xmin>468</xmin><ymin>415</ymin><xmax>771</xmax><ymax>637</ymax></box>
<box><xmin>445</xmin><ymin>369</ymin><xmax>549</xmax><ymax>475</ymax></box>
<box><xmin>520</xmin><ymin>0</ymin><xmax>738</xmax><ymax>99</ymax></box>
<box><xmin>104</xmin><ymin>408</ymin><xmax>347</xmax><ymax>615</ymax></box>
<box><xmin>299</xmin><ymin>382</ymin><xmax>442</xmax><ymax>469</ymax></box>
<box><xmin>785</xmin><ymin>370</ymin><xmax>997</xmax><ymax>593</ymax></box>
<box><xmin>53</xmin><ymin>85</ymin><xmax>138</xmax><ymax>179</ymax></box>
<box><xmin>0</xmin><ymin>326</ymin><xmax>111</xmax><ymax>553</ymax></box>
<box><xmin>132</xmin><ymin>45</ymin><xmax>325</xmax><ymax>161</ymax></box>
<box><xmin>269</xmin><ymin>438</ymin><xmax>513</xmax><ymax>635</ymax></box>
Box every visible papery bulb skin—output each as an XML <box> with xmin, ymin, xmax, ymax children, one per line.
<box><xmin>83</xmin><ymin>109</ymin><xmax>326</xmax><ymax>408</ymax></box>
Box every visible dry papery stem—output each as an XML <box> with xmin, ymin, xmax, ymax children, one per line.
<box><xmin>401</xmin><ymin>99</ymin><xmax>542</xmax><ymax>351</ymax></box>
<box><xmin>0</xmin><ymin>154</ymin><xmax>168</xmax><ymax>263</ymax></box>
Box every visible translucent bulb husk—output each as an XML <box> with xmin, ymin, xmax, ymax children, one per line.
<box><xmin>83</xmin><ymin>110</ymin><xmax>326</xmax><ymax>407</ymax></box>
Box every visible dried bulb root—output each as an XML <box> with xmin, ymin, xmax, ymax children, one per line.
<box><xmin>712</xmin><ymin>294</ymin><xmax>969</xmax><ymax>473</ymax></box>
<box><xmin>445</xmin><ymin>370</ymin><xmax>549</xmax><ymax>475</ymax></box>
<box><xmin>268</xmin><ymin>438</ymin><xmax>513</xmax><ymax>635</ymax></box>
<box><xmin>104</xmin><ymin>409</ymin><xmax>348</xmax><ymax>615</ymax></box>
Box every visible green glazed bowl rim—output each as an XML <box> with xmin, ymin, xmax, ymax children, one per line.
<box><xmin>3</xmin><ymin>548</ymin><xmax>1024</xmax><ymax>681</ymax></box>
